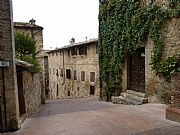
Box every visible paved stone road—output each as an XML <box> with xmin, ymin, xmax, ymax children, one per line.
<box><xmin>3</xmin><ymin>97</ymin><xmax>180</xmax><ymax>135</ymax></box>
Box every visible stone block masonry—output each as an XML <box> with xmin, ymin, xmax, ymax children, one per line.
<box><xmin>0</xmin><ymin>0</ymin><xmax>20</xmax><ymax>132</ymax></box>
<box><xmin>166</xmin><ymin>73</ymin><xmax>180</xmax><ymax>123</ymax></box>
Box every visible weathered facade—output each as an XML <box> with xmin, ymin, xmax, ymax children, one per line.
<box><xmin>0</xmin><ymin>0</ymin><xmax>20</xmax><ymax>132</ymax></box>
<box><xmin>48</xmin><ymin>38</ymin><xmax>99</xmax><ymax>99</ymax></box>
<box><xmin>99</xmin><ymin>0</ymin><xmax>180</xmax><ymax>122</ymax></box>
<box><xmin>16</xmin><ymin>60</ymin><xmax>42</xmax><ymax>118</ymax></box>
<box><xmin>14</xmin><ymin>20</ymin><xmax>47</xmax><ymax>103</ymax></box>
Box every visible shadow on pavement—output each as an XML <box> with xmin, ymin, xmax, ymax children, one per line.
<box><xmin>132</xmin><ymin>125</ymin><xmax>180</xmax><ymax>135</ymax></box>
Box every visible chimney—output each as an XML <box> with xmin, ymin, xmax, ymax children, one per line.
<box><xmin>29</xmin><ymin>18</ymin><xmax>36</xmax><ymax>25</ymax></box>
<box><xmin>69</xmin><ymin>38</ymin><xmax>75</xmax><ymax>45</ymax></box>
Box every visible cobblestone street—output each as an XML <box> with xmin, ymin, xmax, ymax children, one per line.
<box><xmin>4</xmin><ymin>98</ymin><xmax>180</xmax><ymax>135</ymax></box>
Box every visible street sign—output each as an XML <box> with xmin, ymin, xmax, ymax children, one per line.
<box><xmin>0</xmin><ymin>61</ymin><xmax>10</xmax><ymax>67</ymax></box>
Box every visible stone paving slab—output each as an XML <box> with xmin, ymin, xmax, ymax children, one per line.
<box><xmin>3</xmin><ymin>97</ymin><xmax>180</xmax><ymax>135</ymax></box>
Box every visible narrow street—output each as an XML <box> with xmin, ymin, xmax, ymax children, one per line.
<box><xmin>4</xmin><ymin>98</ymin><xmax>180</xmax><ymax>135</ymax></box>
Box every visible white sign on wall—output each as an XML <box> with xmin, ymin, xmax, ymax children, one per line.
<box><xmin>0</xmin><ymin>61</ymin><xmax>10</xmax><ymax>67</ymax></box>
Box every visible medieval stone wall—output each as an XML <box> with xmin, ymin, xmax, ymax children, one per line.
<box><xmin>23</xmin><ymin>72</ymin><xmax>41</xmax><ymax>117</ymax></box>
<box><xmin>146</xmin><ymin>18</ymin><xmax>180</xmax><ymax>101</ymax></box>
<box><xmin>0</xmin><ymin>0</ymin><xmax>20</xmax><ymax>131</ymax></box>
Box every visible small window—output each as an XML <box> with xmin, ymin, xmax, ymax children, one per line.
<box><xmin>57</xmin><ymin>84</ymin><xmax>59</xmax><ymax>96</ymax></box>
<box><xmin>68</xmin><ymin>50</ymin><xmax>70</xmax><ymax>56</ymax></box>
<box><xmin>71</xmin><ymin>47</ymin><xmax>77</xmax><ymax>56</ymax></box>
<box><xmin>81</xmin><ymin>71</ymin><xmax>85</xmax><ymax>81</ymax></box>
<box><xmin>56</xmin><ymin>69</ymin><xmax>59</xmax><ymax>76</ymax></box>
<box><xmin>66</xmin><ymin>69</ymin><xmax>71</xmax><ymax>79</ymax></box>
<box><xmin>90</xmin><ymin>72</ymin><xmax>95</xmax><ymax>82</ymax></box>
<box><xmin>74</xmin><ymin>70</ymin><xmax>77</xmax><ymax>80</ymax></box>
<box><xmin>79</xmin><ymin>45</ymin><xmax>87</xmax><ymax>55</ymax></box>
<box><xmin>60</xmin><ymin>68</ymin><xmax>63</xmax><ymax>77</ymax></box>
<box><xmin>68</xmin><ymin>91</ymin><xmax>70</xmax><ymax>96</ymax></box>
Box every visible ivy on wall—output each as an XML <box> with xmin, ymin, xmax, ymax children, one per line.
<box><xmin>99</xmin><ymin>0</ymin><xmax>180</xmax><ymax>99</ymax></box>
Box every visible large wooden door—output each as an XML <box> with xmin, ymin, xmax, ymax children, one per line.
<box><xmin>129</xmin><ymin>48</ymin><xmax>145</xmax><ymax>93</ymax></box>
<box><xmin>17</xmin><ymin>71</ymin><xmax>26</xmax><ymax>115</ymax></box>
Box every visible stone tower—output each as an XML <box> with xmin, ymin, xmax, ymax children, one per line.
<box><xmin>0</xmin><ymin>0</ymin><xmax>20</xmax><ymax>132</ymax></box>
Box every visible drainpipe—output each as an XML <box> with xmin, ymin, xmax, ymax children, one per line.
<box><xmin>62</xmin><ymin>50</ymin><xmax>65</xmax><ymax>85</ymax></box>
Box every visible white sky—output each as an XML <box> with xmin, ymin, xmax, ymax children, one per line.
<box><xmin>12</xmin><ymin>0</ymin><xmax>99</xmax><ymax>50</ymax></box>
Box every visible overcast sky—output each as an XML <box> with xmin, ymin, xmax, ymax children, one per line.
<box><xmin>12</xmin><ymin>0</ymin><xmax>99</xmax><ymax>50</ymax></box>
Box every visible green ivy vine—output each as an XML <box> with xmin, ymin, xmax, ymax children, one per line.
<box><xmin>99</xmin><ymin>0</ymin><xmax>180</xmax><ymax>99</ymax></box>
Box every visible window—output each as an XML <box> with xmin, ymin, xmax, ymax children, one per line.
<box><xmin>81</xmin><ymin>71</ymin><xmax>85</xmax><ymax>81</ymax></box>
<box><xmin>57</xmin><ymin>84</ymin><xmax>59</xmax><ymax>96</ymax></box>
<box><xmin>68</xmin><ymin>49</ymin><xmax>70</xmax><ymax>56</ymax></box>
<box><xmin>74</xmin><ymin>70</ymin><xmax>77</xmax><ymax>80</ymax></box>
<box><xmin>60</xmin><ymin>68</ymin><xmax>63</xmax><ymax>77</ymax></box>
<box><xmin>90</xmin><ymin>72</ymin><xmax>95</xmax><ymax>82</ymax></box>
<box><xmin>79</xmin><ymin>45</ymin><xmax>87</xmax><ymax>55</ymax></box>
<box><xmin>56</xmin><ymin>69</ymin><xmax>59</xmax><ymax>76</ymax></box>
<box><xmin>68</xmin><ymin>91</ymin><xmax>70</xmax><ymax>96</ymax></box>
<box><xmin>71</xmin><ymin>47</ymin><xmax>77</xmax><ymax>56</ymax></box>
<box><xmin>66</xmin><ymin>69</ymin><xmax>71</xmax><ymax>79</ymax></box>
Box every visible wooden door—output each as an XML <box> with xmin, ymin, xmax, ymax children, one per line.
<box><xmin>129</xmin><ymin>48</ymin><xmax>145</xmax><ymax>93</ymax></box>
<box><xmin>17</xmin><ymin>71</ymin><xmax>26</xmax><ymax>115</ymax></box>
<box><xmin>90</xmin><ymin>85</ymin><xmax>95</xmax><ymax>95</ymax></box>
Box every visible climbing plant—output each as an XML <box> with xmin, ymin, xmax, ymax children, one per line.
<box><xmin>99</xmin><ymin>0</ymin><xmax>180</xmax><ymax>99</ymax></box>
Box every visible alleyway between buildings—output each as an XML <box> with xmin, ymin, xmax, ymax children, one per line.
<box><xmin>4</xmin><ymin>98</ymin><xmax>180</xmax><ymax>135</ymax></box>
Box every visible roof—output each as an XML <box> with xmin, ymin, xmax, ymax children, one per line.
<box><xmin>14</xmin><ymin>22</ymin><xmax>43</xmax><ymax>29</ymax></box>
<box><xmin>16</xmin><ymin>59</ymin><xmax>32</xmax><ymax>68</ymax></box>
<box><xmin>47</xmin><ymin>38</ymin><xmax>98</xmax><ymax>54</ymax></box>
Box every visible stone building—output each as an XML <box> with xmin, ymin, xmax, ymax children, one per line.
<box><xmin>48</xmin><ymin>38</ymin><xmax>99</xmax><ymax>99</ymax></box>
<box><xmin>16</xmin><ymin>60</ymin><xmax>42</xmax><ymax>119</ymax></box>
<box><xmin>0</xmin><ymin>1</ymin><xmax>44</xmax><ymax>132</ymax></box>
<box><xmin>0</xmin><ymin>0</ymin><xmax>19</xmax><ymax>132</ymax></box>
<box><xmin>14</xmin><ymin>19</ymin><xmax>47</xmax><ymax>103</ymax></box>
<box><xmin>99</xmin><ymin>0</ymin><xmax>180</xmax><ymax>123</ymax></box>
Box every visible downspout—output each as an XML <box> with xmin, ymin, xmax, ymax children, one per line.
<box><xmin>62</xmin><ymin>50</ymin><xmax>65</xmax><ymax>85</ymax></box>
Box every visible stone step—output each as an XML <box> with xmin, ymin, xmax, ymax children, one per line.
<box><xmin>112</xmin><ymin>96</ymin><xmax>144</xmax><ymax>105</ymax></box>
<box><xmin>126</xmin><ymin>90</ymin><xmax>146</xmax><ymax>98</ymax></box>
<box><xmin>121</xmin><ymin>92</ymin><xmax>148</xmax><ymax>104</ymax></box>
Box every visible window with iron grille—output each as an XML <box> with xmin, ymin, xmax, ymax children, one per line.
<box><xmin>81</xmin><ymin>71</ymin><xmax>85</xmax><ymax>81</ymax></box>
<box><xmin>66</xmin><ymin>69</ymin><xmax>71</xmax><ymax>79</ymax></box>
<box><xmin>90</xmin><ymin>72</ymin><xmax>95</xmax><ymax>82</ymax></box>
